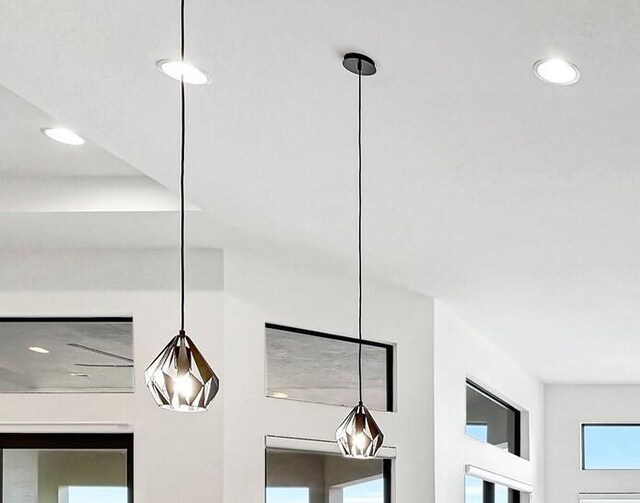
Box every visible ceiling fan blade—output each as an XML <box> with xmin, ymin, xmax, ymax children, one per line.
<box><xmin>67</xmin><ymin>343</ymin><xmax>133</xmax><ymax>363</ymax></box>
<box><xmin>75</xmin><ymin>363</ymin><xmax>134</xmax><ymax>368</ymax></box>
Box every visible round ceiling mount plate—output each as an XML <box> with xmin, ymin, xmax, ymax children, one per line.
<box><xmin>342</xmin><ymin>53</ymin><xmax>377</xmax><ymax>76</ymax></box>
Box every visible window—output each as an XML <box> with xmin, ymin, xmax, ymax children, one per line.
<box><xmin>582</xmin><ymin>424</ymin><xmax>640</xmax><ymax>470</ymax></box>
<box><xmin>266</xmin><ymin>449</ymin><xmax>391</xmax><ymax>503</ymax></box>
<box><xmin>343</xmin><ymin>478</ymin><xmax>384</xmax><ymax>503</ymax></box>
<box><xmin>60</xmin><ymin>486</ymin><xmax>129</xmax><ymax>503</ymax></box>
<box><xmin>0</xmin><ymin>317</ymin><xmax>133</xmax><ymax>393</ymax></box>
<box><xmin>466</xmin><ymin>380</ymin><xmax>521</xmax><ymax>456</ymax></box>
<box><xmin>265</xmin><ymin>324</ymin><xmax>394</xmax><ymax>411</ymax></box>
<box><xmin>266</xmin><ymin>487</ymin><xmax>310</xmax><ymax>503</ymax></box>
<box><xmin>1</xmin><ymin>433</ymin><xmax>133</xmax><ymax>502</ymax></box>
<box><xmin>465</xmin><ymin>476</ymin><xmax>521</xmax><ymax>503</ymax></box>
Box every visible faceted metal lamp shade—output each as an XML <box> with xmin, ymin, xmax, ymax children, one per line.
<box><xmin>145</xmin><ymin>331</ymin><xmax>219</xmax><ymax>412</ymax></box>
<box><xmin>336</xmin><ymin>402</ymin><xmax>384</xmax><ymax>458</ymax></box>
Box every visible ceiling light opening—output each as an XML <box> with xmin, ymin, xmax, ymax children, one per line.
<box><xmin>41</xmin><ymin>127</ymin><xmax>85</xmax><ymax>146</ymax></box>
<box><xmin>28</xmin><ymin>346</ymin><xmax>49</xmax><ymax>354</ymax></box>
<box><xmin>156</xmin><ymin>60</ymin><xmax>211</xmax><ymax>85</ymax></box>
<box><xmin>533</xmin><ymin>58</ymin><xmax>580</xmax><ymax>86</ymax></box>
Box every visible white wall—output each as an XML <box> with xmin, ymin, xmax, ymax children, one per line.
<box><xmin>0</xmin><ymin>249</ymin><xmax>224</xmax><ymax>503</ymax></box>
<box><xmin>0</xmin><ymin>247</ymin><xmax>434</xmax><ymax>502</ymax></box>
<box><xmin>545</xmin><ymin>384</ymin><xmax>640</xmax><ymax>503</ymax></box>
<box><xmin>433</xmin><ymin>301</ymin><xmax>544</xmax><ymax>501</ymax></box>
<box><xmin>222</xmin><ymin>249</ymin><xmax>435</xmax><ymax>503</ymax></box>
<box><xmin>0</xmin><ymin>247</ymin><xmax>547</xmax><ymax>503</ymax></box>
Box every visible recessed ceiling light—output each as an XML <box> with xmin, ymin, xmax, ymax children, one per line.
<box><xmin>156</xmin><ymin>60</ymin><xmax>211</xmax><ymax>85</ymax></box>
<box><xmin>41</xmin><ymin>127</ymin><xmax>85</xmax><ymax>146</ymax></box>
<box><xmin>69</xmin><ymin>372</ymin><xmax>89</xmax><ymax>378</ymax></box>
<box><xmin>271</xmin><ymin>392</ymin><xmax>288</xmax><ymax>399</ymax></box>
<box><xmin>533</xmin><ymin>58</ymin><xmax>580</xmax><ymax>86</ymax></box>
<box><xmin>28</xmin><ymin>346</ymin><xmax>49</xmax><ymax>354</ymax></box>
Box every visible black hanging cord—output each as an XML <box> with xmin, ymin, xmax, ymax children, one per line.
<box><xmin>357</xmin><ymin>60</ymin><xmax>363</xmax><ymax>404</ymax></box>
<box><xmin>180</xmin><ymin>0</ymin><xmax>186</xmax><ymax>333</ymax></box>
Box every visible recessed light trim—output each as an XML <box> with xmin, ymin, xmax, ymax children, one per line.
<box><xmin>28</xmin><ymin>346</ymin><xmax>49</xmax><ymax>354</ymax></box>
<box><xmin>41</xmin><ymin>127</ymin><xmax>85</xmax><ymax>146</ymax></box>
<box><xmin>69</xmin><ymin>372</ymin><xmax>90</xmax><ymax>378</ymax></box>
<box><xmin>271</xmin><ymin>392</ymin><xmax>288</xmax><ymax>399</ymax></box>
<box><xmin>156</xmin><ymin>59</ymin><xmax>211</xmax><ymax>85</ymax></box>
<box><xmin>533</xmin><ymin>58</ymin><xmax>580</xmax><ymax>86</ymax></box>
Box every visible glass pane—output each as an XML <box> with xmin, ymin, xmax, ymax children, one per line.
<box><xmin>62</xmin><ymin>486</ymin><xmax>128</xmax><ymax>503</ymax></box>
<box><xmin>466</xmin><ymin>424</ymin><xmax>488</xmax><ymax>442</ymax></box>
<box><xmin>0</xmin><ymin>318</ymin><xmax>133</xmax><ymax>393</ymax></box>
<box><xmin>3</xmin><ymin>449</ymin><xmax>128</xmax><ymax>502</ymax></box>
<box><xmin>266</xmin><ymin>326</ymin><xmax>391</xmax><ymax>410</ymax></box>
<box><xmin>266</xmin><ymin>487</ymin><xmax>310</xmax><ymax>503</ymax></box>
<box><xmin>465</xmin><ymin>476</ymin><xmax>484</xmax><ymax>503</ymax></box>
<box><xmin>495</xmin><ymin>484</ymin><xmax>509</xmax><ymax>503</ymax></box>
<box><xmin>266</xmin><ymin>450</ymin><xmax>386</xmax><ymax>503</ymax></box>
<box><xmin>343</xmin><ymin>478</ymin><xmax>384</xmax><ymax>503</ymax></box>
<box><xmin>466</xmin><ymin>382</ymin><xmax>519</xmax><ymax>455</ymax></box>
<box><xmin>583</xmin><ymin>425</ymin><xmax>640</xmax><ymax>469</ymax></box>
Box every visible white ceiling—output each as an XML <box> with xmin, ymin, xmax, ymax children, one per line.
<box><xmin>0</xmin><ymin>84</ymin><xmax>137</xmax><ymax>178</ymax></box>
<box><xmin>0</xmin><ymin>82</ymin><xmax>195</xmax><ymax>214</ymax></box>
<box><xmin>1</xmin><ymin>0</ymin><xmax>640</xmax><ymax>382</ymax></box>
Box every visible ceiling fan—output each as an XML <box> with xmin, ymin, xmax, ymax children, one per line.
<box><xmin>67</xmin><ymin>343</ymin><xmax>133</xmax><ymax>368</ymax></box>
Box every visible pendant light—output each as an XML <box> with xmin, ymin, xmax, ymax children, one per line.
<box><xmin>144</xmin><ymin>0</ymin><xmax>220</xmax><ymax>412</ymax></box>
<box><xmin>335</xmin><ymin>53</ymin><xmax>384</xmax><ymax>458</ymax></box>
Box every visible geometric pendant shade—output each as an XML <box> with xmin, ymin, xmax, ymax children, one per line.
<box><xmin>336</xmin><ymin>402</ymin><xmax>384</xmax><ymax>458</ymax></box>
<box><xmin>144</xmin><ymin>331</ymin><xmax>219</xmax><ymax>412</ymax></box>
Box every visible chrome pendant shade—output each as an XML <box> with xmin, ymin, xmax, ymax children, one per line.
<box><xmin>145</xmin><ymin>331</ymin><xmax>219</xmax><ymax>412</ymax></box>
<box><xmin>336</xmin><ymin>402</ymin><xmax>384</xmax><ymax>458</ymax></box>
<box><xmin>335</xmin><ymin>52</ymin><xmax>384</xmax><ymax>458</ymax></box>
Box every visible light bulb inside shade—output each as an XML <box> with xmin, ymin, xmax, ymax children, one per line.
<box><xmin>533</xmin><ymin>58</ymin><xmax>580</xmax><ymax>85</ymax></box>
<box><xmin>174</xmin><ymin>375</ymin><xmax>194</xmax><ymax>400</ymax></box>
<box><xmin>156</xmin><ymin>60</ymin><xmax>211</xmax><ymax>85</ymax></box>
<box><xmin>354</xmin><ymin>433</ymin><xmax>368</xmax><ymax>450</ymax></box>
<box><xmin>41</xmin><ymin>127</ymin><xmax>85</xmax><ymax>146</ymax></box>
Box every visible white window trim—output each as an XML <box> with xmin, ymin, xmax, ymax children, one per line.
<box><xmin>265</xmin><ymin>435</ymin><xmax>397</xmax><ymax>458</ymax></box>
<box><xmin>0</xmin><ymin>422</ymin><xmax>132</xmax><ymax>434</ymax></box>
<box><xmin>465</xmin><ymin>464</ymin><xmax>533</xmax><ymax>494</ymax></box>
<box><xmin>579</xmin><ymin>494</ymin><xmax>640</xmax><ymax>501</ymax></box>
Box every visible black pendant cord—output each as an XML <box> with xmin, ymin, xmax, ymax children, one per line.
<box><xmin>357</xmin><ymin>61</ymin><xmax>363</xmax><ymax>405</ymax></box>
<box><xmin>180</xmin><ymin>0</ymin><xmax>186</xmax><ymax>333</ymax></box>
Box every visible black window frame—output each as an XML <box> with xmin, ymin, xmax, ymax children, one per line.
<box><xmin>466</xmin><ymin>379</ymin><xmax>522</xmax><ymax>457</ymax></box>
<box><xmin>482</xmin><ymin>480</ymin><xmax>521</xmax><ymax>503</ymax></box>
<box><xmin>581</xmin><ymin>423</ymin><xmax>640</xmax><ymax>470</ymax></box>
<box><xmin>0</xmin><ymin>433</ymin><xmax>134</xmax><ymax>503</ymax></box>
<box><xmin>265</xmin><ymin>447</ymin><xmax>392</xmax><ymax>503</ymax></box>
<box><xmin>465</xmin><ymin>476</ymin><xmax>521</xmax><ymax>503</ymax></box>
<box><xmin>0</xmin><ymin>317</ymin><xmax>133</xmax><ymax>323</ymax></box>
<box><xmin>266</xmin><ymin>323</ymin><xmax>394</xmax><ymax>412</ymax></box>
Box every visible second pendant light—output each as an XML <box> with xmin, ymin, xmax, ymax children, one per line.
<box><xmin>335</xmin><ymin>53</ymin><xmax>384</xmax><ymax>458</ymax></box>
